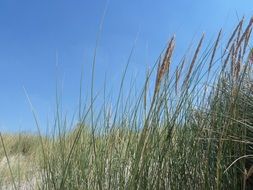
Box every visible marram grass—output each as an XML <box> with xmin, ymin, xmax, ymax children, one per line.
<box><xmin>1</xmin><ymin>17</ymin><xmax>253</xmax><ymax>190</ymax></box>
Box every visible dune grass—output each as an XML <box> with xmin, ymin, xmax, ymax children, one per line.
<box><xmin>2</xmin><ymin>17</ymin><xmax>253</xmax><ymax>189</ymax></box>
<box><xmin>0</xmin><ymin>133</ymin><xmax>42</xmax><ymax>189</ymax></box>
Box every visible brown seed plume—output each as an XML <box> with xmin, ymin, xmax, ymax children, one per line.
<box><xmin>175</xmin><ymin>57</ymin><xmax>185</xmax><ymax>95</ymax></box>
<box><xmin>236</xmin><ymin>17</ymin><xmax>253</xmax><ymax>53</ymax></box>
<box><xmin>183</xmin><ymin>34</ymin><xmax>205</xmax><ymax>86</ymax></box>
<box><xmin>224</xmin><ymin>18</ymin><xmax>244</xmax><ymax>55</ymax></box>
<box><xmin>154</xmin><ymin>36</ymin><xmax>175</xmax><ymax>95</ymax></box>
<box><xmin>208</xmin><ymin>29</ymin><xmax>222</xmax><ymax>74</ymax></box>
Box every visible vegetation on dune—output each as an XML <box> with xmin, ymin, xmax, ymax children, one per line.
<box><xmin>2</xmin><ymin>17</ymin><xmax>253</xmax><ymax>189</ymax></box>
<box><xmin>0</xmin><ymin>133</ymin><xmax>42</xmax><ymax>189</ymax></box>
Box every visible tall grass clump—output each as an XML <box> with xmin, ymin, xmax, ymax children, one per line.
<box><xmin>2</xmin><ymin>17</ymin><xmax>253</xmax><ymax>189</ymax></box>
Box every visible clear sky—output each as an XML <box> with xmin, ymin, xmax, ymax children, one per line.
<box><xmin>0</xmin><ymin>0</ymin><xmax>253</xmax><ymax>133</ymax></box>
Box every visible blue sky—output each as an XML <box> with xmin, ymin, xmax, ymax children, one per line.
<box><xmin>0</xmin><ymin>0</ymin><xmax>253</xmax><ymax>133</ymax></box>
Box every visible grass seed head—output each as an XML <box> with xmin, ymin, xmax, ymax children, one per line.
<box><xmin>154</xmin><ymin>36</ymin><xmax>175</xmax><ymax>95</ymax></box>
